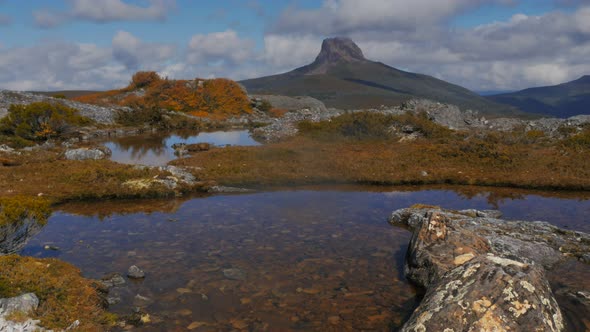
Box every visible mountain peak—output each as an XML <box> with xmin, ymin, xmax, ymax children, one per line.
<box><xmin>315</xmin><ymin>37</ymin><xmax>366</xmax><ymax>64</ymax></box>
<box><xmin>299</xmin><ymin>37</ymin><xmax>368</xmax><ymax>75</ymax></box>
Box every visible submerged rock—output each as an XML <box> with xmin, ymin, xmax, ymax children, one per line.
<box><xmin>222</xmin><ymin>268</ymin><xmax>246</xmax><ymax>281</ymax></box>
<box><xmin>389</xmin><ymin>206</ymin><xmax>589</xmax><ymax>332</ymax></box>
<box><xmin>127</xmin><ymin>265</ymin><xmax>146</xmax><ymax>279</ymax></box>
<box><xmin>208</xmin><ymin>185</ymin><xmax>253</xmax><ymax>194</ymax></box>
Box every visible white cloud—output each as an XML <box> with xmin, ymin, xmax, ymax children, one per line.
<box><xmin>0</xmin><ymin>42</ymin><xmax>123</xmax><ymax>90</ymax></box>
<box><xmin>264</xmin><ymin>3</ymin><xmax>590</xmax><ymax>91</ymax></box>
<box><xmin>262</xmin><ymin>34</ymin><xmax>322</xmax><ymax>70</ymax></box>
<box><xmin>273</xmin><ymin>0</ymin><xmax>514</xmax><ymax>35</ymax></box>
<box><xmin>187</xmin><ymin>30</ymin><xmax>254</xmax><ymax>65</ymax></box>
<box><xmin>5</xmin><ymin>1</ymin><xmax>590</xmax><ymax>92</ymax></box>
<box><xmin>112</xmin><ymin>30</ymin><xmax>176</xmax><ymax>70</ymax></box>
<box><xmin>34</xmin><ymin>0</ymin><xmax>176</xmax><ymax>28</ymax></box>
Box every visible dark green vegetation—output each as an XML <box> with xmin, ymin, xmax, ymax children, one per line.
<box><xmin>0</xmin><ymin>102</ymin><xmax>92</xmax><ymax>146</ymax></box>
<box><xmin>241</xmin><ymin>38</ymin><xmax>513</xmax><ymax>115</ymax></box>
<box><xmin>490</xmin><ymin>75</ymin><xmax>590</xmax><ymax>117</ymax></box>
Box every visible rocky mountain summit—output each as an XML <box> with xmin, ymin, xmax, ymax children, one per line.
<box><xmin>298</xmin><ymin>37</ymin><xmax>368</xmax><ymax>75</ymax></box>
<box><xmin>241</xmin><ymin>37</ymin><xmax>510</xmax><ymax>113</ymax></box>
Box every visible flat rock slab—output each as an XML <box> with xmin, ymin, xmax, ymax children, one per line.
<box><xmin>388</xmin><ymin>206</ymin><xmax>590</xmax><ymax>332</ymax></box>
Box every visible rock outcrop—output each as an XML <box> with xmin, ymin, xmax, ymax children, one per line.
<box><xmin>389</xmin><ymin>206</ymin><xmax>590</xmax><ymax>332</ymax></box>
<box><xmin>0</xmin><ymin>293</ymin><xmax>43</xmax><ymax>331</ymax></box>
<box><xmin>0</xmin><ymin>90</ymin><xmax>120</xmax><ymax>124</ymax></box>
<box><xmin>251</xmin><ymin>95</ymin><xmax>327</xmax><ymax>113</ymax></box>
<box><xmin>64</xmin><ymin>146</ymin><xmax>111</xmax><ymax>161</ymax></box>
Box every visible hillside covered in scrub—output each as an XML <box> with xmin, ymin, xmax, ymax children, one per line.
<box><xmin>74</xmin><ymin>71</ymin><xmax>252</xmax><ymax>119</ymax></box>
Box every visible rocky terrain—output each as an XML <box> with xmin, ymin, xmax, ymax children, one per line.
<box><xmin>248</xmin><ymin>98</ymin><xmax>590</xmax><ymax>142</ymax></box>
<box><xmin>389</xmin><ymin>206</ymin><xmax>590</xmax><ymax>331</ymax></box>
<box><xmin>0</xmin><ymin>90</ymin><xmax>120</xmax><ymax>124</ymax></box>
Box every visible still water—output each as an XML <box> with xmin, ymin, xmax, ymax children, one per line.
<box><xmin>103</xmin><ymin>130</ymin><xmax>259</xmax><ymax>166</ymax></box>
<box><xmin>19</xmin><ymin>187</ymin><xmax>590</xmax><ymax>331</ymax></box>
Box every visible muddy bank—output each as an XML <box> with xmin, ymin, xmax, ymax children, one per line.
<box><xmin>389</xmin><ymin>206</ymin><xmax>590</xmax><ymax>331</ymax></box>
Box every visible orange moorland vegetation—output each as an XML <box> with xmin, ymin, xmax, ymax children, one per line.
<box><xmin>74</xmin><ymin>71</ymin><xmax>252</xmax><ymax>119</ymax></box>
<box><xmin>171</xmin><ymin>112</ymin><xmax>590</xmax><ymax>191</ymax></box>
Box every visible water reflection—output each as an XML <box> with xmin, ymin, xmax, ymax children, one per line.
<box><xmin>18</xmin><ymin>187</ymin><xmax>590</xmax><ymax>331</ymax></box>
<box><xmin>104</xmin><ymin>130</ymin><xmax>259</xmax><ymax>166</ymax></box>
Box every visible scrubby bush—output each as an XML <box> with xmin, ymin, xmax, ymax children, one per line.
<box><xmin>298</xmin><ymin>112</ymin><xmax>397</xmax><ymax>140</ymax></box>
<box><xmin>0</xmin><ymin>102</ymin><xmax>92</xmax><ymax>141</ymax></box>
<box><xmin>0</xmin><ymin>196</ymin><xmax>51</xmax><ymax>227</ymax></box>
<box><xmin>74</xmin><ymin>72</ymin><xmax>252</xmax><ymax>119</ymax></box>
<box><xmin>129</xmin><ymin>71</ymin><xmax>162</xmax><ymax>89</ymax></box>
<box><xmin>257</xmin><ymin>99</ymin><xmax>272</xmax><ymax>113</ymax></box>
<box><xmin>191</xmin><ymin>78</ymin><xmax>252</xmax><ymax>118</ymax></box>
<box><xmin>269</xmin><ymin>108</ymin><xmax>288</xmax><ymax>118</ymax></box>
<box><xmin>562</xmin><ymin>127</ymin><xmax>590</xmax><ymax>150</ymax></box>
<box><xmin>51</xmin><ymin>94</ymin><xmax>67</xmax><ymax>99</ymax></box>
<box><xmin>0</xmin><ymin>255</ymin><xmax>113</xmax><ymax>330</ymax></box>
<box><xmin>298</xmin><ymin>111</ymin><xmax>453</xmax><ymax>141</ymax></box>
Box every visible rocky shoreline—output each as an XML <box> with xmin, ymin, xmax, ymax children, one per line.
<box><xmin>389</xmin><ymin>206</ymin><xmax>590</xmax><ymax>331</ymax></box>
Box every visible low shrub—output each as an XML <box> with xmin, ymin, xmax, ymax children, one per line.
<box><xmin>298</xmin><ymin>111</ymin><xmax>453</xmax><ymax>141</ymax></box>
<box><xmin>0</xmin><ymin>102</ymin><xmax>92</xmax><ymax>141</ymax></box>
<box><xmin>269</xmin><ymin>108</ymin><xmax>288</xmax><ymax>118</ymax></box>
<box><xmin>257</xmin><ymin>99</ymin><xmax>272</xmax><ymax>113</ymax></box>
<box><xmin>562</xmin><ymin>127</ymin><xmax>590</xmax><ymax>150</ymax></box>
<box><xmin>0</xmin><ymin>255</ymin><xmax>112</xmax><ymax>330</ymax></box>
<box><xmin>0</xmin><ymin>196</ymin><xmax>51</xmax><ymax>227</ymax></box>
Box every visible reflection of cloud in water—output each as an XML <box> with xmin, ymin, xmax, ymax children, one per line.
<box><xmin>382</xmin><ymin>192</ymin><xmax>413</xmax><ymax>198</ymax></box>
<box><xmin>105</xmin><ymin>130</ymin><xmax>258</xmax><ymax>166</ymax></box>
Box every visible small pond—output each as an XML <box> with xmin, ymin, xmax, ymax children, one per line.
<box><xmin>17</xmin><ymin>187</ymin><xmax>590</xmax><ymax>331</ymax></box>
<box><xmin>103</xmin><ymin>130</ymin><xmax>259</xmax><ymax>166</ymax></box>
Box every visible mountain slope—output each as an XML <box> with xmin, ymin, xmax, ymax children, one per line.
<box><xmin>489</xmin><ymin>76</ymin><xmax>590</xmax><ymax>117</ymax></box>
<box><xmin>241</xmin><ymin>37</ymin><xmax>512</xmax><ymax>115</ymax></box>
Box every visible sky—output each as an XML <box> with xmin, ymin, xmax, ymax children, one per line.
<box><xmin>1</xmin><ymin>0</ymin><xmax>590</xmax><ymax>92</ymax></box>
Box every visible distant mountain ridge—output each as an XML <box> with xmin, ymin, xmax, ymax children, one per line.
<box><xmin>489</xmin><ymin>76</ymin><xmax>590</xmax><ymax>117</ymax></box>
<box><xmin>241</xmin><ymin>37</ymin><xmax>513</xmax><ymax>115</ymax></box>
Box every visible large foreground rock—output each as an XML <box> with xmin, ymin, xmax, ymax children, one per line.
<box><xmin>389</xmin><ymin>207</ymin><xmax>590</xmax><ymax>332</ymax></box>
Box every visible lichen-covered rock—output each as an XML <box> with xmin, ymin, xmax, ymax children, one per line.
<box><xmin>0</xmin><ymin>293</ymin><xmax>39</xmax><ymax>315</ymax></box>
<box><xmin>0</xmin><ymin>293</ymin><xmax>44</xmax><ymax>332</ymax></box>
<box><xmin>402</xmin><ymin>255</ymin><xmax>564</xmax><ymax>332</ymax></box>
<box><xmin>389</xmin><ymin>207</ymin><xmax>590</xmax><ymax>332</ymax></box>
<box><xmin>64</xmin><ymin>146</ymin><xmax>111</xmax><ymax>160</ymax></box>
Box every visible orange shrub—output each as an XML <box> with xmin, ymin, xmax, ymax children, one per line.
<box><xmin>269</xmin><ymin>108</ymin><xmax>288</xmax><ymax>118</ymax></box>
<box><xmin>74</xmin><ymin>73</ymin><xmax>252</xmax><ymax>120</ymax></box>
<box><xmin>129</xmin><ymin>71</ymin><xmax>162</xmax><ymax>89</ymax></box>
<box><xmin>191</xmin><ymin>78</ymin><xmax>251</xmax><ymax>118</ymax></box>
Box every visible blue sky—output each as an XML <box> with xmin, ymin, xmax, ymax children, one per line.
<box><xmin>1</xmin><ymin>0</ymin><xmax>590</xmax><ymax>91</ymax></box>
